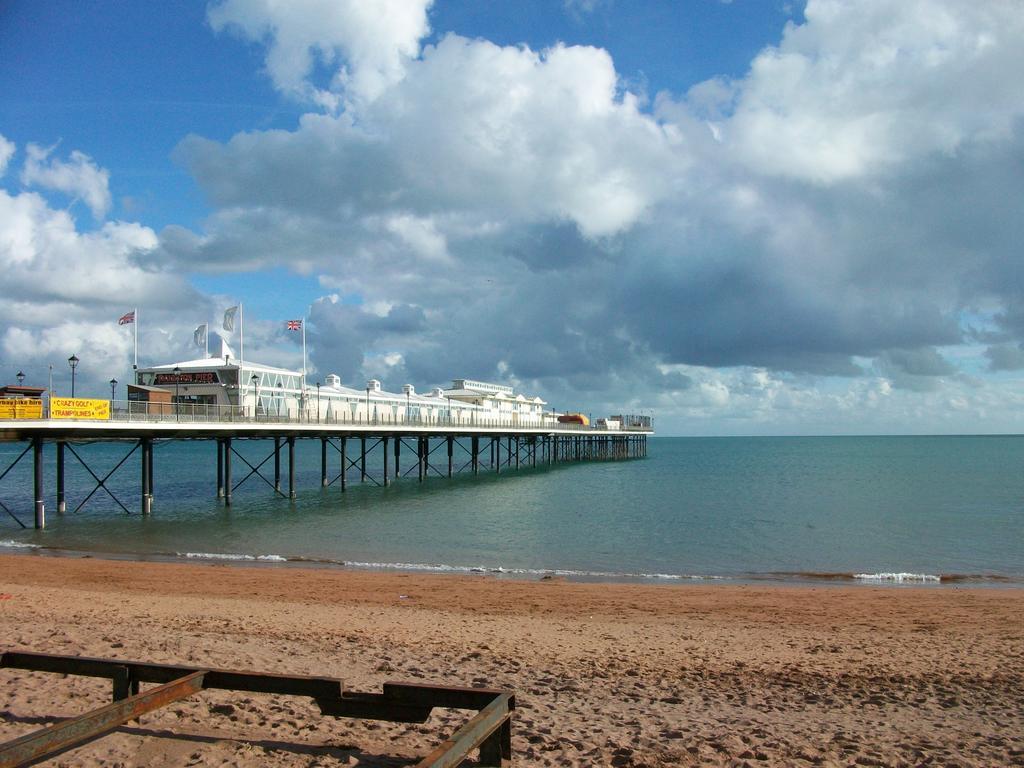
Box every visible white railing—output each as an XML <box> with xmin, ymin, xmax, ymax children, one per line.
<box><xmin>33</xmin><ymin>400</ymin><xmax>652</xmax><ymax>432</ymax></box>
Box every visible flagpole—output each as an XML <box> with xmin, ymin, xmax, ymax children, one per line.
<box><xmin>133</xmin><ymin>306</ymin><xmax>138</xmax><ymax>370</ymax></box>
<box><xmin>239</xmin><ymin>303</ymin><xmax>244</xmax><ymax>370</ymax></box>
<box><xmin>301</xmin><ymin>320</ymin><xmax>307</xmax><ymax>418</ymax></box>
<box><xmin>205</xmin><ymin>322</ymin><xmax>209</xmax><ymax>358</ymax></box>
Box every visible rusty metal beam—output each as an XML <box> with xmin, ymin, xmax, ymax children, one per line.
<box><xmin>414</xmin><ymin>692</ymin><xmax>514</xmax><ymax>768</ymax></box>
<box><xmin>0</xmin><ymin>652</ymin><xmax>514</xmax><ymax>767</ymax></box>
<box><xmin>0</xmin><ymin>671</ymin><xmax>205</xmax><ymax>768</ymax></box>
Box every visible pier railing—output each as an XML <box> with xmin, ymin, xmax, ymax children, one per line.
<box><xmin>30</xmin><ymin>399</ymin><xmax>652</xmax><ymax>432</ymax></box>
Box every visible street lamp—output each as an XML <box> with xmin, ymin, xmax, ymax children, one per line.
<box><xmin>447</xmin><ymin>395</ymin><xmax>452</xmax><ymax>424</ymax></box>
<box><xmin>250</xmin><ymin>373</ymin><xmax>259</xmax><ymax>420</ymax></box>
<box><xmin>173</xmin><ymin>366</ymin><xmax>181</xmax><ymax>421</ymax></box>
<box><xmin>316</xmin><ymin>382</ymin><xmax>321</xmax><ymax>424</ymax></box>
<box><xmin>109</xmin><ymin>378</ymin><xmax>117</xmax><ymax>407</ymax></box>
<box><xmin>68</xmin><ymin>355</ymin><xmax>79</xmax><ymax>397</ymax></box>
<box><xmin>407</xmin><ymin>389</ymin><xmax>411</xmax><ymax>424</ymax></box>
<box><xmin>16</xmin><ymin>371</ymin><xmax>25</xmax><ymax>386</ymax></box>
<box><xmin>365</xmin><ymin>386</ymin><xmax>370</xmax><ymax>424</ymax></box>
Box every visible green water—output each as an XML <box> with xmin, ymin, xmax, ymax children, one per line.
<box><xmin>1</xmin><ymin>436</ymin><xmax>1022</xmax><ymax>583</ymax></box>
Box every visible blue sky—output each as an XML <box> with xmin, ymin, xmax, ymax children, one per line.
<box><xmin>2</xmin><ymin>0</ymin><xmax>1023</xmax><ymax>435</ymax></box>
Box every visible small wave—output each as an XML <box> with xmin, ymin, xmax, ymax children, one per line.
<box><xmin>0</xmin><ymin>540</ymin><xmax>40</xmax><ymax>549</ymax></box>
<box><xmin>343</xmin><ymin>560</ymin><xmax>723</xmax><ymax>581</ymax></box>
<box><xmin>853</xmin><ymin>572</ymin><xmax>941</xmax><ymax>583</ymax></box>
<box><xmin>178</xmin><ymin>552</ymin><xmax>287</xmax><ymax>563</ymax></box>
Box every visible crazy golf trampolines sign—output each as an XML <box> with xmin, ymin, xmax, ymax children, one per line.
<box><xmin>50</xmin><ymin>398</ymin><xmax>111</xmax><ymax>420</ymax></box>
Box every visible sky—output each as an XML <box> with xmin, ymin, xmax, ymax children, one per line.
<box><xmin>1</xmin><ymin>0</ymin><xmax>1023</xmax><ymax>436</ymax></box>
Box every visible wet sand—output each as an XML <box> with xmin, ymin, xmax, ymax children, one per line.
<box><xmin>0</xmin><ymin>554</ymin><xmax>1021</xmax><ymax>766</ymax></box>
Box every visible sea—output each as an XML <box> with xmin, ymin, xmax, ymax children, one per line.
<box><xmin>1</xmin><ymin>435</ymin><xmax>1021</xmax><ymax>585</ymax></box>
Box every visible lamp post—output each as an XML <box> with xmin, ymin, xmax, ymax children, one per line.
<box><xmin>173</xmin><ymin>366</ymin><xmax>181</xmax><ymax>421</ymax></box>
<box><xmin>109</xmin><ymin>378</ymin><xmax>117</xmax><ymax>410</ymax></box>
<box><xmin>407</xmin><ymin>390</ymin><xmax>411</xmax><ymax>424</ymax></box>
<box><xmin>447</xmin><ymin>395</ymin><xmax>452</xmax><ymax>424</ymax></box>
<box><xmin>250</xmin><ymin>373</ymin><xmax>259</xmax><ymax>420</ymax></box>
<box><xmin>16</xmin><ymin>371</ymin><xmax>25</xmax><ymax>386</ymax></box>
<box><xmin>316</xmin><ymin>382</ymin><xmax>321</xmax><ymax>424</ymax></box>
<box><xmin>365</xmin><ymin>386</ymin><xmax>370</xmax><ymax>424</ymax></box>
<box><xmin>68</xmin><ymin>355</ymin><xmax>79</xmax><ymax>397</ymax></box>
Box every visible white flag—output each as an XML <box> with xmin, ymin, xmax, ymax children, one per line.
<box><xmin>193</xmin><ymin>324</ymin><xmax>207</xmax><ymax>348</ymax></box>
<box><xmin>223</xmin><ymin>306</ymin><xmax>238</xmax><ymax>332</ymax></box>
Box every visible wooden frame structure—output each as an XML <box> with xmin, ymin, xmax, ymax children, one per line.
<box><xmin>0</xmin><ymin>651</ymin><xmax>514</xmax><ymax>767</ymax></box>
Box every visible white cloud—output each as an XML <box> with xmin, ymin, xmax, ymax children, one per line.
<box><xmin>715</xmin><ymin>0</ymin><xmax>1024</xmax><ymax>182</ymax></box>
<box><xmin>158</xmin><ymin>0</ymin><xmax>1024</xmax><ymax>432</ymax></box>
<box><xmin>0</xmin><ymin>134</ymin><xmax>14</xmax><ymax>176</ymax></box>
<box><xmin>20</xmin><ymin>143</ymin><xmax>112</xmax><ymax>221</ymax></box>
<box><xmin>208</xmin><ymin>0</ymin><xmax>432</xmax><ymax>108</ymax></box>
<box><xmin>0</xmin><ymin>161</ymin><xmax>210</xmax><ymax>393</ymax></box>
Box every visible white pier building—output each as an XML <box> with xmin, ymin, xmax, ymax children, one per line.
<box><xmin>133</xmin><ymin>356</ymin><xmax>553</xmax><ymax>426</ymax></box>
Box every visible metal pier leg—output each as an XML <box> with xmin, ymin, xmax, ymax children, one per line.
<box><xmin>321</xmin><ymin>438</ymin><xmax>328</xmax><ymax>487</ymax></box>
<box><xmin>288</xmin><ymin>436</ymin><xmax>296</xmax><ymax>499</ymax></box>
<box><xmin>274</xmin><ymin>437</ymin><xmax>281</xmax><ymax>492</ymax></box>
<box><xmin>224</xmin><ymin>437</ymin><xmax>232</xmax><ymax>506</ymax></box>
<box><xmin>489</xmin><ymin>439</ymin><xmax>494</xmax><ymax>468</ymax></box>
<box><xmin>360</xmin><ymin>437</ymin><xmax>366</xmax><ymax>482</ymax></box>
<box><xmin>447</xmin><ymin>436</ymin><xmax>453</xmax><ymax>478</ymax></box>
<box><xmin>147</xmin><ymin>439</ymin><xmax>155</xmax><ymax>503</ymax></box>
<box><xmin>495</xmin><ymin>437</ymin><xmax>500</xmax><ymax>475</ymax></box>
<box><xmin>382</xmin><ymin>437</ymin><xmax>389</xmax><ymax>487</ymax></box>
<box><xmin>394</xmin><ymin>436</ymin><xmax>400</xmax><ymax>478</ymax></box>
<box><xmin>513</xmin><ymin>437</ymin><xmax>518</xmax><ymax>470</ymax></box>
<box><xmin>417</xmin><ymin>437</ymin><xmax>424</xmax><ymax>482</ymax></box>
<box><xmin>56</xmin><ymin>441</ymin><xmax>66</xmax><ymax>513</ymax></box>
<box><xmin>140</xmin><ymin>438</ymin><xmax>151</xmax><ymax>516</ymax></box>
<box><xmin>216</xmin><ymin>439</ymin><xmax>224</xmax><ymax>498</ymax></box>
<box><xmin>33</xmin><ymin>437</ymin><xmax>44</xmax><ymax>530</ymax></box>
<box><xmin>340</xmin><ymin>437</ymin><xmax>347</xmax><ymax>492</ymax></box>
<box><xmin>472</xmin><ymin>436</ymin><xmax>479</xmax><ymax>474</ymax></box>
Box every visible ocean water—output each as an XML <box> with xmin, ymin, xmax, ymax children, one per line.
<box><xmin>0</xmin><ymin>436</ymin><xmax>1022</xmax><ymax>584</ymax></box>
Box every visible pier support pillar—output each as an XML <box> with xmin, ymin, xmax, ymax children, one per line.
<box><xmin>447</xmin><ymin>436</ymin><xmax>454</xmax><ymax>478</ymax></box>
<box><xmin>382</xmin><ymin>437</ymin><xmax>389</xmax><ymax>487</ymax></box>
<box><xmin>321</xmin><ymin>438</ymin><xmax>328</xmax><ymax>487</ymax></box>
<box><xmin>274</xmin><ymin>437</ymin><xmax>281</xmax><ymax>492</ymax></box>
<box><xmin>56</xmin><ymin>441</ymin><xmax>66</xmax><ymax>513</ymax></box>
<box><xmin>417</xmin><ymin>437</ymin><xmax>424</xmax><ymax>482</ymax></box>
<box><xmin>340</xmin><ymin>437</ymin><xmax>347</xmax><ymax>492</ymax></box>
<box><xmin>394</xmin><ymin>436</ymin><xmax>400</xmax><ymax>478</ymax></box>
<box><xmin>495</xmin><ymin>437</ymin><xmax>500</xmax><ymax>475</ymax></box>
<box><xmin>140</xmin><ymin>437</ymin><xmax>152</xmax><ymax>516</ymax></box>
<box><xmin>360</xmin><ymin>437</ymin><xmax>367</xmax><ymax>482</ymax></box>
<box><xmin>287</xmin><ymin>436</ymin><xmax>296</xmax><ymax>499</ymax></box>
<box><xmin>216</xmin><ymin>439</ymin><xmax>224</xmax><ymax>498</ymax></box>
<box><xmin>224</xmin><ymin>437</ymin><xmax>232</xmax><ymax>506</ymax></box>
<box><xmin>33</xmin><ymin>437</ymin><xmax>44</xmax><ymax>530</ymax></box>
<box><xmin>471</xmin><ymin>436</ymin><xmax>479</xmax><ymax>474</ymax></box>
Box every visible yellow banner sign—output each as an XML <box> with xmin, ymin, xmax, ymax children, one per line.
<box><xmin>0</xmin><ymin>399</ymin><xmax>44</xmax><ymax>419</ymax></box>
<box><xmin>50</xmin><ymin>398</ymin><xmax>111</xmax><ymax>420</ymax></box>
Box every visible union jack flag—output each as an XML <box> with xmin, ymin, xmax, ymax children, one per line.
<box><xmin>118</xmin><ymin>310</ymin><xmax>135</xmax><ymax>325</ymax></box>
<box><xmin>286</xmin><ymin>319</ymin><xmax>302</xmax><ymax>331</ymax></box>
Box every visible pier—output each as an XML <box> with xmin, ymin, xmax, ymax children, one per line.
<box><xmin>0</xmin><ymin>410</ymin><xmax>650</xmax><ymax>529</ymax></box>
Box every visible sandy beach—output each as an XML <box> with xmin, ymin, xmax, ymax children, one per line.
<box><xmin>0</xmin><ymin>554</ymin><xmax>1021</xmax><ymax>767</ymax></box>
